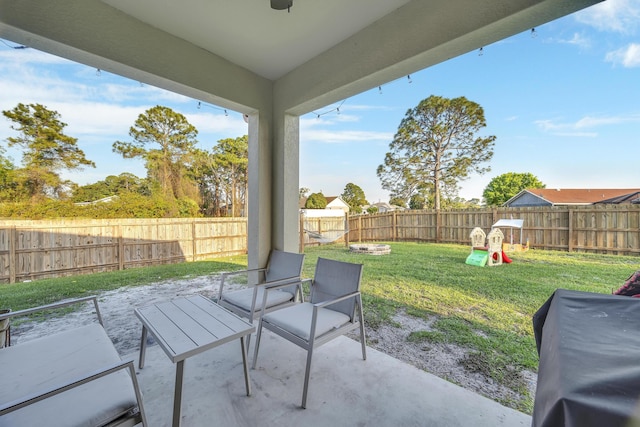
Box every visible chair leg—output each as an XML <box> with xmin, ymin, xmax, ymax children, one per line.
<box><xmin>301</xmin><ymin>345</ymin><xmax>314</xmax><ymax>409</ymax></box>
<box><xmin>359</xmin><ymin>320</ymin><xmax>367</xmax><ymax>360</ymax></box>
<box><xmin>357</xmin><ymin>298</ymin><xmax>367</xmax><ymax>360</ymax></box>
<box><xmin>251</xmin><ymin>318</ymin><xmax>264</xmax><ymax>369</ymax></box>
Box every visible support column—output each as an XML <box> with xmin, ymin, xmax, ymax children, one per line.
<box><xmin>271</xmin><ymin>113</ymin><xmax>300</xmax><ymax>253</ymax></box>
<box><xmin>247</xmin><ymin>112</ymin><xmax>272</xmax><ymax>272</ymax></box>
<box><xmin>247</xmin><ymin>108</ymin><xmax>300</xmax><ymax>272</ymax></box>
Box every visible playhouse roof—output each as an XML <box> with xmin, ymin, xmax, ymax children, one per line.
<box><xmin>492</xmin><ymin>219</ymin><xmax>524</xmax><ymax>229</ymax></box>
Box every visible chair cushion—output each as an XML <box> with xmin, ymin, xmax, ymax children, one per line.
<box><xmin>0</xmin><ymin>324</ymin><xmax>138</xmax><ymax>427</ymax></box>
<box><xmin>224</xmin><ymin>287</ymin><xmax>294</xmax><ymax>312</ymax></box>
<box><xmin>263</xmin><ymin>302</ymin><xmax>351</xmax><ymax>341</ymax></box>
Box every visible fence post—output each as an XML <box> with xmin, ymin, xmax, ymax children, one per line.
<box><xmin>436</xmin><ymin>209</ymin><xmax>441</xmax><ymax>243</ymax></box>
<box><xmin>568</xmin><ymin>209</ymin><xmax>573</xmax><ymax>252</ymax></box>
<box><xmin>191</xmin><ymin>220</ymin><xmax>197</xmax><ymax>262</ymax></box>
<box><xmin>392</xmin><ymin>211</ymin><xmax>397</xmax><ymax>241</ymax></box>
<box><xmin>358</xmin><ymin>215</ymin><xmax>362</xmax><ymax>242</ymax></box>
<box><xmin>117</xmin><ymin>225</ymin><xmax>124</xmax><ymax>271</ymax></box>
<box><xmin>344</xmin><ymin>213</ymin><xmax>349</xmax><ymax>248</ymax></box>
<box><xmin>9</xmin><ymin>227</ymin><xmax>16</xmax><ymax>284</ymax></box>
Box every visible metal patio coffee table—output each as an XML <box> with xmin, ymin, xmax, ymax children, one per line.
<box><xmin>135</xmin><ymin>294</ymin><xmax>255</xmax><ymax>427</ymax></box>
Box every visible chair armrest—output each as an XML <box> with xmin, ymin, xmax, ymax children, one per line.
<box><xmin>312</xmin><ymin>291</ymin><xmax>360</xmax><ymax>309</ymax></box>
<box><xmin>257</xmin><ymin>277</ymin><xmax>307</xmax><ymax>315</ymax></box>
<box><xmin>218</xmin><ymin>267</ymin><xmax>267</xmax><ymax>300</ymax></box>
<box><xmin>0</xmin><ymin>359</ymin><xmax>142</xmax><ymax>416</ymax></box>
<box><xmin>261</xmin><ymin>276</ymin><xmax>306</xmax><ymax>289</ymax></box>
<box><xmin>0</xmin><ymin>296</ymin><xmax>103</xmax><ymax>326</ymax></box>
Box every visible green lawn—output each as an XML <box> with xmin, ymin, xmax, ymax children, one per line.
<box><xmin>301</xmin><ymin>242</ymin><xmax>637</xmax><ymax>412</ymax></box>
<box><xmin>1</xmin><ymin>242</ymin><xmax>636</xmax><ymax>413</ymax></box>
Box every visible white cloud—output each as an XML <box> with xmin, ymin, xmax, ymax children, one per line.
<box><xmin>302</xmin><ymin>129</ymin><xmax>393</xmax><ymax>144</ymax></box>
<box><xmin>186</xmin><ymin>112</ymin><xmax>248</xmax><ymax>139</ymax></box>
<box><xmin>535</xmin><ymin>113</ymin><xmax>640</xmax><ymax>136</ymax></box>
<box><xmin>605</xmin><ymin>43</ymin><xmax>640</xmax><ymax>67</ymax></box>
<box><xmin>574</xmin><ymin>114</ymin><xmax>639</xmax><ymax>128</ymax></box>
<box><xmin>575</xmin><ymin>0</ymin><xmax>640</xmax><ymax>34</ymax></box>
<box><xmin>556</xmin><ymin>33</ymin><xmax>592</xmax><ymax>49</ymax></box>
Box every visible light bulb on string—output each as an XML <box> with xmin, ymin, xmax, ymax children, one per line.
<box><xmin>407</xmin><ymin>75</ymin><xmax>412</xmax><ymax>84</ymax></box>
<box><xmin>531</xmin><ymin>28</ymin><xmax>537</xmax><ymax>38</ymax></box>
<box><xmin>378</xmin><ymin>86</ymin><xmax>383</xmax><ymax>94</ymax></box>
<box><xmin>478</xmin><ymin>47</ymin><xmax>484</xmax><ymax>57</ymax></box>
<box><xmin>96</xmin><ymin>68</ymin><xmax>102</xmax><ymax>76</ymax></box>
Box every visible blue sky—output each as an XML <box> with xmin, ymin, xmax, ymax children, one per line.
<box><xmin>1</xmin><ymin>0</ymin><xmax>639</xmax><ymax>204</ymax></box>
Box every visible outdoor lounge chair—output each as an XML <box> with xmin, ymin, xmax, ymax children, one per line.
<box><xmin>217</xmin><ymin>249</ymin><xmax>305</xmax><ymax>326</ymax></box>
<box><xmin>251</xmin><ymin>257</ymin><xmax>366</xmax><ymax>408</ymax></box>
<box><xmin>0</xmin><ymin>296</ymin><xmax>147</xmax><ymax>427</ymax></box>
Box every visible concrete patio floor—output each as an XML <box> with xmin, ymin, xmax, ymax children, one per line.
<box><xmin>132</xmin><ymin>331</ymin><xmax>531</xmax><ymax>426</ymax></box>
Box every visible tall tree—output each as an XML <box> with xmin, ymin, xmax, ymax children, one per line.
<box><xmin>377</xmin><ymin>95</ymin><xmax>495</xmax><ymax>210</ymax></box>
<box><xmin>341</xmin><ymin>183</ymin><xmax>368</xmax><ymax>213</ymax></box>
<box><xmin>483</xmin><ymin>172</ymin><xmax>545</xmax><ymax>206</ymax></box>
<box><xmin>211</xmin><ymin>136</ymin><xmax>248</xmax><ymax>217</ymax></box>
<box><xmin>113</xmin><ymin>105</ymin><xmax>198</xmax><ymax>200</ymax></box>
<box><xmin>0</xmin><ymin>149</ymin><xmax>18</xmax><ymax>201</ymax></box>
<box><xmin>409</xmin><ymin>194</ymin><xmax>426</xmax><ymax>210</ymax></box>
<box><xmin>72</xmin><ymin>172</ymin><xmax>151</xmax><ymax>202</ymax></box>
<box><xmin>188</xmin><ymin>136</ymin><xmax>249</xmax><ymax>217</ymax></box>
<box><xmin>2</xmin><ymin>103</ymin><xmax>95</xmax><ymax>200</ymax></box>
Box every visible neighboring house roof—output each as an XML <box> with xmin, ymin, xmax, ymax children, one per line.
<box><xmin>595</xmin><ymin>191</ymin><xmax>640</xmax><ymax>204</ymax></box>
<box><xmin>368</xmin><ymin>202</ymin><xmax>405</xmax><ymax>212</ymax></box>
<box><xmin>505</xmin><ymin>189</ymin><xmax>640</xmax><ymax>207</ymax></box>
<box><xmin>300</xmin><ymin>196</ymin><xmax>350</xmax><ymax>211</ymax></box>
<box><xmin>325</xmin><ymin>196</ymin><xmax>349</xmax><ymax>211</ymax></box>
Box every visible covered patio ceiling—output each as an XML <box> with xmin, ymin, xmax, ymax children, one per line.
<box><xmin>0</xmin><ymin>0</ymin><xmax>602</xmax><ymax>266</ymax></box>
<box><xmin>0</xmin><ymin>0</ymin><xmax>601</xmax><ymax>116</ymax></box>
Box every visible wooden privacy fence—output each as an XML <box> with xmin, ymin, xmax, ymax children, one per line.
<box><xmin>3</xmin><ymin>205</ymin><xmax>639</xmax><ymax>283</ymax></box>
<box><xmin>0</xmin><ymin>218</ymin><xmax>247</xmax><ymax>283</ymax></box>
<box><xmin>346</xmin><ymin>205</ymin><xmax>640</xmax><ymax>256</ymax></box>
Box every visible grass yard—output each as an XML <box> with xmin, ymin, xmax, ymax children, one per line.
<box><xmin>301</xmin><ymin>242</ymin><xmax>638</xmax><ymax>412</ymax></box>
<box><xmin>0</xmin><ymin>242</ymin><xmax>637</xmax><ymax>412</ymax></box>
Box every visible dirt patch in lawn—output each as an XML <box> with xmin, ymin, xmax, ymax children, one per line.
<box><xmin>8</xmin><ymin>274</ymin><xmax>536</xmax><ymax>412</ymax></box>
<box><xmin>362</xmin><ymin>309</ymin><xmax>536</xmax><ymax>411</ymax></box>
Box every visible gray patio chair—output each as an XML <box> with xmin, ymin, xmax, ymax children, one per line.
<box><xmin>251</xmin><ymin>257</ymin><xmax>366</xmax><ymax>408</ymax></box>
<box><xmin>217</xmin><ymin>249</ymin><xmax>305</xmax><ymax>327</ymax></box>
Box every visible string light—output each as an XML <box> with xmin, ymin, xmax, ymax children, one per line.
<box><xmin>378</xmin><ymin>86</ymin><xmax>383</xmax><ymax>94</ymax></box>
<box><xmin>531</xmin><ymin>28</ymin><xmax>538</xmax><ymax>38</ymax></box>
<box><xmin>96</xmin><ymin>68</ymin><xmax>102</xmax><ymax>76</ymax></box>
<box><xmin>478</xmin><ymin>47</ymin><xmax>484</xmax><ymax>56</ymax></box>
<box><xmin>407</xmin><ymin>74</ymin><xmax>412</xmax><ymax>84</ymax></box>
<box><xmin>310</xmin><ymin>99</ymin><xmax>346</xmax><ymax>119</ymax></box>
<box><xmin>197</xmin><ymin>100</ymin><xmax>231</xmax><ymax>115</ymax></box>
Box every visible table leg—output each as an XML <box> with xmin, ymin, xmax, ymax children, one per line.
<box><xmin>240</xmin><ymin>335</ymin><xmax>251</xmax><ymax>396</ymax></box>
<box><xmin>138</xmin><ymin>326</ymin><xmax>148</xmax><ymax>369</ymax></box>
<box><xmin>173</xmin><ymin>359</ymin><xmax>185</xmax><ymax>427</ymax></box>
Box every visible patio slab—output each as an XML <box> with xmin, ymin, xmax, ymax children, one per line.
<box><xmin>132</xmin><ymin>332</ymin><xmax>531</xmax><ymax>426</ymax></box>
